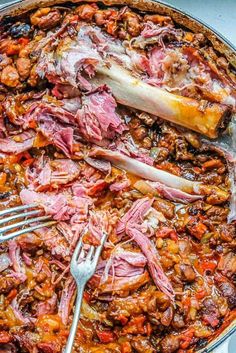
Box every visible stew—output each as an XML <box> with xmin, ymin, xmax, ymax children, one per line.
<box><xmin>0</xmin><ymin>2</ymin><xmax>235</xmax><ymax>353</ymax></box>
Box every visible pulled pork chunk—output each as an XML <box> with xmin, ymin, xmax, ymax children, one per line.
<box><xmin>75</xmin><ymin>86</ymin><xmax>126</xmax><ymax>143</ymax></box>
<box><xmin>0</xmin><ymin>3</ymin><xmax>235</xmax><ymax>353</ymax></box>
<box><xmin>0</xmin><ymin>130</ymin><xmax>35</xmax><ymax>154</ymax></box>
<box><xmin>117</xmin><ymin>198</ymin><xmax>175</xmax><ymax>299</ymax></box>
<box><xmin>26</xmin><ymin>156</ymin><xmax>80</xmax><ymax>191</ymax></box>
<box><xmin>20</xmin><ymin>189</ymin><xmax>92</xmax><ymax>222</ymax></box>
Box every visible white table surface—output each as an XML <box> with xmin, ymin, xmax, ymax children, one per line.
<box><xmin>0</xmin><ymin>0</ymin><xmax>235</xmax><ymax>352</ymax></box>
<box><xmin>165</xmin><ymin>0</ymin><xmax>236</xmax><ymax>47</ymax></box>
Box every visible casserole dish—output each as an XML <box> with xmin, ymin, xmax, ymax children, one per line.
<box><xmin>0</xmin><ymin>1</ymin><xmax>235</xmax><ymax>352</ymax></box>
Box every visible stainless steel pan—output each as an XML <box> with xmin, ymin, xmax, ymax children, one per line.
<box><xmin>0</xmin><ymin>0</ymin><xmax>235</xmax><ymax>352</ymax></box>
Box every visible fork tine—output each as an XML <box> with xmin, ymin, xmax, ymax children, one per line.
<box><xmin>0</xmin><ymin>221</ymin><xmax>56</xmax><ymax>243</ymax></box>
<box><xmin>0</xmin><ymin>215</ymin><xmax>51</xmax><ymax>234</ymax></box>
<box><xmin>93</xmin><ymin>232</ymin><xmax>108</xmax><ymax>264</ymax></box>
<box><xmin>0</xmin><ymin>204</ymin><xmax>36</xmax><ymax>217</ymax></box>
<box><xmin>79</xmin><ymin>248</ymin><xmax>86</xmax><ymax>261</ymax></box>
<box><xmin>71</xmin><ymin>238</ymin><xmax>83</xmax><ymax>263</ymax></box>
<box><xmin>0</xmin><ymin>209</ymin><xmax>41</xmax><ymax>226</ymax></box>
<box><xmin>86</xmin><ymin>245</ymin><xmax>95</xmax><ymax>261</ymax></box>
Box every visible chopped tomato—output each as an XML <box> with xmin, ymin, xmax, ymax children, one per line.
<box><xmin>4</xmin><ymin>155</ymin><xmax>20</xmax><ymax>165</ymax></box>
<box><xmin>33</xmin><ymin>132</ymin><xmax>49</xmax><ymax>148</ymax></box>
<box><xmin>75</xmin><ymin>328</ymin><xmax>86</xmax><ymax>342</ymax></box>
<box><xmin>180</xmin><ymin>328</ymin><xmax>195</xmax><ymax>349</ymax></box>
<box><xmin>156</xmin><ymin>227</ymin><xmax>178</xmax><ymax>240</ymax></box>
<box><xmin>121</xmin><ymin>341</ymin><xmax>132</xmax><ymax>353</ymax></box>
<box><xmin>83</xmin><ymin>291</ymin><xmax>91</xmax><ymax>303</ymax></box>
<box><xmin>97</xmin><ymin>330</ymin><xmax>115</xmax><ymax>343</ymax></box>
<box><xmin>0</xmin><ymin>331</ymin><xmax>12</xmax><ymax>343</ymax></box>
<box><xmin>6</xmin><ymin>288</ymin><xmax>17</xmax><ymax>302</ymax></box>
<box><xmin>28</xmin><ymin>120</ymin><xmax>37</xmax><ymax>129</ymax></box>
<box><xmin>0</xmin><ymin>172</ymin><xmax>6</xmax><ymax>185</ymax></box>
<box><xmin>182</xmin><ymin>297</ymin><xmax>191</xmax><ymax>311</ymax></box>
<box><xmin>117</xmin><ymin>314</ymin><xmax>129</xmax><ymax>326</ymax></box>
<box><xmin>88</xmin><ymin>181</ymin><xmax>107</xmax><ymax>196</ymax></box>
<box><xmin>201</xmin><ymin>261</ymin><xmax>217</xmax><ymax>273</ymax></box>
<box><xmin>106</xmin><ymin>21</ymin><xmax>117</xmax><ymax>36</ymax></box>
<box><xmin>157</xmin><ymin>161</ymin><xmax>181</xmax><ymax>176</ymax></box>
<box><xmin>187</xmin><ymin>220</ymin><xmax>207</xmax><ymax>240</ymax></box>
<box><xmin>193</xmin><ymin>167</ymin><xmax>201</xmax><ymax>174</ymax></box>
<box><xmin>6</xmin><ymin>44</ymin><xmax>19</xmax><ymax>56</ymax></box>
<box><xmin>22</xmin><ymin>158</ymin><xmax>35</xmax><ymax>167</ymax></box>
<box><xmin>145</xmin><ymin>322</ymin><xmax>152</xmax><ymax>336</ymax></box>
<box><xmin>195</xmin><ymin>289</ymin><xmax>207</xmax><ymax>300</ymax></box>
<box><xmin>18</xmin><ymin>37</ymin><xmax>30</xmax><ymax>46</ymax></box>
<box><xmin>122</xmin><ymin>315</ymin><xmax>146</xmax><ymax>335</ymax></box>
<box><xmin>202</xmin><ymin>159</ymin><xmax>223</xmax><ymax>172</ymax></box>
<box><xmin>20</xmin><ymin>151</ymin><xmax>32</xmax><ymax>160</ymax></box>
<box><xmin>69</xmin><ymin>14</ymin><xmax>79</xmax><ymax>22</ymax></box>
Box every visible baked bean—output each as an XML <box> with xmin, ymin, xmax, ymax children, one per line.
<box><xmin>75</xmin><ymin>4</ymin><xmax>97</xmax><ymax>21</ymax></box>
<box><xmin>1</xmin><ymin>65</ymin><xmax>20</xmax><ymax>87</ymax></box>
<box><xmin>30</xmin><ymin>8</ymin><xmax>61</xmax><ymax>30</ymax></box>
<box><xmin>16</xmin><ymin>57</ymin><xmax>31</xmax><ymax>80</ymax></box>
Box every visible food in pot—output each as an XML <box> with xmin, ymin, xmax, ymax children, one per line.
<box><xmin>0</xmin><ymin>2</ymin><xmax>235</xmax><ymax>352</ymax></box>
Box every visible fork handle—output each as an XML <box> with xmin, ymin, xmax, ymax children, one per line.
<box><xmin>63</xmin><ymin>283</ymin><xmax>85</xmax><ymax>353</ymax></box>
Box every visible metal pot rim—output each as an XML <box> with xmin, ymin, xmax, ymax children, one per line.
<box><xmin>0</xmin><ymin>0</ymin><xmax>235</xmax><ymax>352</ymax></box>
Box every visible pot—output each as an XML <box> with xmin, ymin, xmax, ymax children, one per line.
<box><xmin>0</xmin><ymin>0</ymin><xmax>235</xmax><ymax>352</ymax></box>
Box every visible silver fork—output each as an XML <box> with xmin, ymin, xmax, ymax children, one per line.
<box><xmin>0</xmin><ymin>204</ymin><xmax>56</xmax><ymax>243</ymax></box>
<box><xmin>64</xmin><ymin>232</ymin><xmax>107</xmax><ymax>353</ymax></box>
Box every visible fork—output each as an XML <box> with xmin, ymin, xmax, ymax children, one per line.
<box><xmin>64</xmin><ymin>232</ymin><xmax>108</xmax><ymax>353</ymax></box>
<box><xmin>0</xmin><ymin>203</ymin><xmax>56</xmax><ymax>243</ymax></box>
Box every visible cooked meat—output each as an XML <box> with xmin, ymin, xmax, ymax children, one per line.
<box><xmin>160</xmin><ymin>334</ymin><xmax>180</xmax><ymax>353</ymax></box>
<box><xmin>202</xmin><ymin>298</ymin><xmax>220</xmax><ymax>328</ymax></box>
<box><xmin>172</xmin><ymin>313</ymin><xmax>185</xmax><ymax>329</ymax></box>
<box><xmin>131</xmin><ymin>336</ymin><xmax>155</xmax><ymax>353</ymax></box>
<box><xmin>218</xmin><ymin>252</ymin><xmax>236</xmax><ymax>279</ymax></box>
<box><xmin>216</xmin><ymin>277</ymin><xmax>236</xmax><ymax>309</ymax></box>
<box><xmin>0</xmin><ymin>276</ymin><xmax>20</xmax><ymax>294</ymax></box>
<box><xmin>179</xmin><ymin>264</ymin><xmax>196</xmax><ymax>283</ymax></box>
<box><xmin>0</xmin><ymin>2</ymin><xmax>234</xmax><ymax>353</ymax></box>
